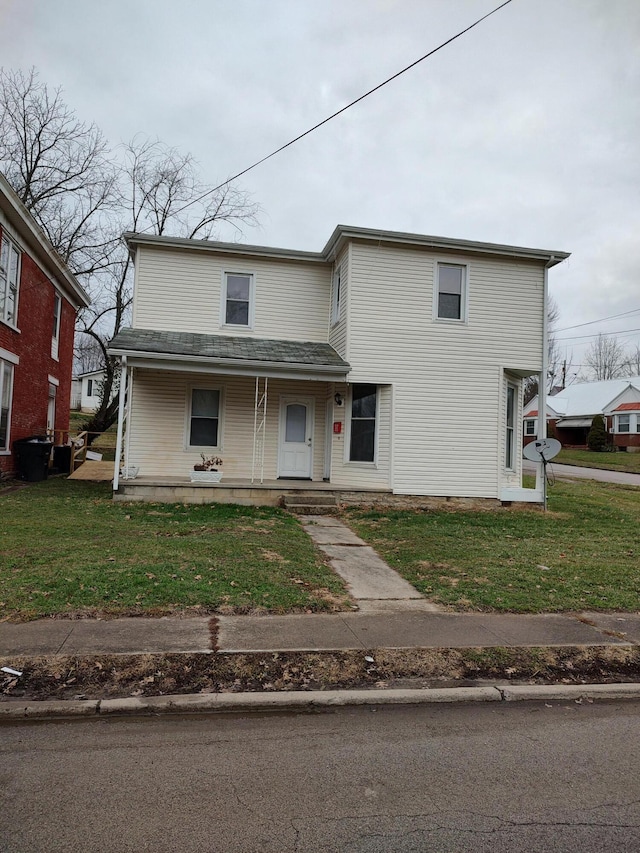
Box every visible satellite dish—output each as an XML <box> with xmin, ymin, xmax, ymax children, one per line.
<box><xmin>522</xmin><ymin>438</ymin><xmax>561</xmax><ymax>463</ymax></box>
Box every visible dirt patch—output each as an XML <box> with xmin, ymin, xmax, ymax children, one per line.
<box><xmin>2</xmin><ymin>646</ymin><xmax>640</xmax><ymax>702</ymax></box>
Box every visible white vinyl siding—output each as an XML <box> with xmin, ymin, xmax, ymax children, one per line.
<box><xmin>329</xmin><ymin>248</ymin><xmax>350</xmax><ymax>361</ymax></box>
<box><xmin>133</xmin><ymin>246</ymin><xmax>330</xmax><ymax>342</ymax></box>
<box><xmin>126</xmin><ymin>370</ymin><xmax>329</xmax><ymax>480</ymax></box>
<box><xmin>345</xmin><ymin>241</ymin><xmax>543</xmax><ymax>497</ymax></box>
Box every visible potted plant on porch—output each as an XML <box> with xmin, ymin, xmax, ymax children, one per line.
<box><xmin>190</xmin><ymin>454</ymin><xmax>223</xmax><ymax>483</ymax></box>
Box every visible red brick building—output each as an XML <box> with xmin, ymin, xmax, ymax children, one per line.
<box><xmin>0</xmin><ymin>173</ymin><xmax>90</xmax><ymax>478</ymax></box>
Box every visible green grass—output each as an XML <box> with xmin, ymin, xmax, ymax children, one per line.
<box><xmin>0</xmin><ymin>478</ymin><xmax>349</xmax><ymax>620</ymax></box>
<box><xmin>556</xmin><ymin>447</ymin><xmax>640</xmax><ymax>474</ymax></box>
<box><xmin>346</xmin><ymin>479</ymin><xmax>640</xmax><ymax>613</ymax></box>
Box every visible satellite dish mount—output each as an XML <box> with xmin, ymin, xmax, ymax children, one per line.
<box><xmin>522</xmin><ymin>438</ymin><xmax>561</xmax><ymax>511</ymax></box>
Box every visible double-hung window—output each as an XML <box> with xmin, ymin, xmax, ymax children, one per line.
<box><xmin>524</xmin><ymin>418</ymin><xmax>536</xmax><ymax>437</ymax></box>
<box><xmin>349</xmin><ymin>384</ymin><xmax>377</xmax><ymax>463</ymax></box>
<box><xmin>0</xmin><ymin>358</ymin><xmax>14</xmax><ymax>452</ymax></box>
<box><xmin>0</xmin><ymin>233</ymin><xmax>20</xmax><ymax>326</ymax></box>
<box><xmin>436</xmin><ymin>263</ymin><xmax>467</xmax><ymax>321</ymax></box>
<box><xmin>223</xmin><ymin>272</ymin><xmax>253</xmax><ymax>327</ymax></box>
<box><xmin>51</xmin><ymin>292</ymin><xmax>62</xmax><ymax>359</ymax></box>
<box><xmin>505</xmin><ymin>384</ymin><xmax>516</xmax><ymax>469</ymax></box>
<box><xmin>617</xmin><ymin>414</ymin><xmax>631</xmax><ymax>433</ymax></box>
<box><xmin>189</xmin><ymin>388</ymin><xmax>221</xmax><ymax>447</ymax></box>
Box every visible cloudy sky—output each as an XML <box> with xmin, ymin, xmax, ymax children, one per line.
<box><xmin>2</xmin><ymin>0</ymin><xmax>639</xmax><ymax>376</ymax></box>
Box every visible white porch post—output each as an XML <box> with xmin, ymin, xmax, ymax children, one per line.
<box><xmin>536</xmin><ymin>259</ymin><xmax>555</xmax><ymax>501</ymax></box>
<box><xmin>112</xmin><ymin>356</ymin><xmax>128</xmax><ymax>492</ymax></box>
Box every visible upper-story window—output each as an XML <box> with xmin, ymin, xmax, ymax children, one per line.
<box><xmin>0</xmin><ymin>232</ymin><xmax>21</xmax><ymax>326</ymax></box>
<box><xmin>436</xmin><ymin>263</ymin><xmax>467</xmax><ymax>321</ymax></box>
<box><xmin>51</xmin><ymin>292</ymin><xmax>62</xmax><ymax>359</ymax></box>
<box><xmin>222</xmin><ymin>272</ymin><xmax>254</xmax><ymax>328</ymax></box>
<box><xmin>331</xmin><ymin>266</ymin><xmax>342</xmax><ymax>325</ymax></box>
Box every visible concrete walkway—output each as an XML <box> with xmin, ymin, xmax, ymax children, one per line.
<box><xmin>2</xmin><ymin>611</ymin><xmax>640</xmax><ymax>657</ymax></box>
<box><xmin>299</xmin><ymin>515</ymin><xmax>432</xmax><ymax>606</ymax></box>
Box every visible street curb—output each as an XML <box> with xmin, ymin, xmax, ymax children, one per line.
<box><xmin>2</xmin><ymin>682</ymin><xmax>640</xmax><ymax>721</ymax></box>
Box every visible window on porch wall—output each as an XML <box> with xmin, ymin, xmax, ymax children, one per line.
<box><xmin>505</xmin><ymin>384</ymin><xmax>516</xmax><ymax>469</ymax></box>
<box><xmin>189</xmin><ymin>389</ymin><xmax>220</xmax><ymax>446</ymax></box>
<box><xmin>349</xmin><ymin>384</ymin><xmax>377</xmax><ymax>462</ymax></box>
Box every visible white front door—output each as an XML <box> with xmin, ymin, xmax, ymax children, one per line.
<box><xmin>278</xmin><ymin>398</ymin><xmax>314</xmax><ymax>478</ymax></box>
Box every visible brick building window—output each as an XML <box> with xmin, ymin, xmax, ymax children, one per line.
<box><xmin>0</xmin><ymin>359</ymin><xmax>14</xmax><ymax>452</ymax></box>
<box><xmin>0</xmin><ymin>233</ymin><xmax>20</xmax><ymax>326</ymax></box>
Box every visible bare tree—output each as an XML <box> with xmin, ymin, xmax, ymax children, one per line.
<box><xmin>0</xmin><ymin>67</ymin><xmax>117</xmax><ymax>277</ymax></box>
<box><xmin>623</xmin><ymin>344</ymin><xmax>640</xmax><ymax>378</ymax></box>
<box><xmin>585</xmin><ymin>333</ymin><xmax>628</xmax><ymax>381</ymax></box>
<box><xmin>1</xmin><ymin>69</ymin><xmax>260</xmax><ymax>437</ymax></box>
<box><xmin>77</xmin><ymin>136</ymin><xmax>260</xmax><ymax>436</ymax></box>
<box><xmin>524</xmin><ymin>297</ymin><xmax>562</xmax><ymax>403</ymax></box>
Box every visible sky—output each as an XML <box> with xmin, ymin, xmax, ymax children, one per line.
<box><xmin>1</xmin><ymin>0</ymin><xmax>639</xmax><ymax>378</ymax></box>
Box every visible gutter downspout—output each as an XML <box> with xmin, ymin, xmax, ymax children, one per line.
<box><xmin>537</xmin><ymin>258</ymin><xmax>556</xmax><ymax>506</ymax></box>
<box><xmin>113</xmin><ymin>356</ymin><xmax>127</xmax><ymax>492</ymax></box>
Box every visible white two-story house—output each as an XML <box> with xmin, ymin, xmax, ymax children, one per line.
<box><xmin>108</xmin><ymin>225</ymin><xmax>569</xmax><ymax>506</ymax></box>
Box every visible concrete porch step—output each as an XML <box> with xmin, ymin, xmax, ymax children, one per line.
<box><xmin>283</xmin><ymin>493</ymin><xmax>339</xmax><ymax>514</ymax></box>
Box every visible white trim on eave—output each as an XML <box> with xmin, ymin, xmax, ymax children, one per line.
<box><xmin>0</xmin><ymin>173</ymin><xmax>89</xmax><ymax>308</ymax></box>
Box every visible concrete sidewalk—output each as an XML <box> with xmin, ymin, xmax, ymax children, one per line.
<box><xmin>2</xmin><ymin>610</ymin><xmax>640</xmax><ymax>657</ymax></box>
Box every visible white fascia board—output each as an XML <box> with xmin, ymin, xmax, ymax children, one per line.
<box><xmin>323</xmin><ymin>224</ymin><xmax>570</xmax><ymax>267</ymax></box>
<box><xmin>0</xmin><ymin>174</ymin><xmax>90</xmax><ymax>308</ymax></box>
<box><xmin>124</xmin><ymin>232</ymin><xmax>327</xmax><ymax>265</ymax></box>
<box><xmin>107</xmin><ymin>349</ymin><xmax>350</xmax><ymax>382</ymax></box>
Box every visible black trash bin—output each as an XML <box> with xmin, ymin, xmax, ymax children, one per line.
<box><xmin>13</xmin><ymin>436</ymin><xmax>53</xmax><ymax>482</ymax></box>
<box><xmin>53</xmin><ymin>445</ymin><xmax>72</xmax><ymax>475</ymax></box>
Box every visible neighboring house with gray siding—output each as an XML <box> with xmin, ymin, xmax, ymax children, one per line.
<box><xmin>108</xmin><ymin>225</ymin><xmax>569</xmax><ymax>504</ymax></box>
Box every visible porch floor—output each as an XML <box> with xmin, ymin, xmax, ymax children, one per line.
<box><xmin>114</xmin><ymin>476</ymin><xmax>392</xmax><ymax>507</ymax></box>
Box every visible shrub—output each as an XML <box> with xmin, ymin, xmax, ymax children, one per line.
<box><xmin>587</xmin><ymin>414</ymin><xmax>607</xmax><ymax>452</ymax></box>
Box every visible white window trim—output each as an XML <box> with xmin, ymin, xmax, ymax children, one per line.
<box><xmin>344</xmin><ymin>383</ymin><xmax>379</xmax><ymax>467</ymax></box>
<box><xmin>433</xmin><ymin>259</ymin><xmax>470</xmax><ymax>324</ymax></box>
<box><xmin>524</xmin><ymin>418</ymin><xmax>537</xmax><ymax>436</ymax></box>
<box><xmin>505</xmin><ymin>381</ymin><xmax>517</xmax><ymax>471</ymax></box>
<box><xmin>0</xmin><ymin>357</ymin><xmax>15</xmax><ymax>454</ymax></box>
<box><xmin>220</xmin><ymin>270</ymin><xmax>255</xmax><ymax>331</ymax></box>
<box><xmin>616</xmin><ymin>413</ymin><xmax>632</xmax><ymax>433</ymax></box>
<box><xmin>0</xmin><ymin>231</ymin><xmax>21</xmax><ymax>329</ymax></box>
<box><xmin>51</xmin><ymin>291</ymin><xmax>62</xmax><ymax>360</ymax></box>
<box><xmin>184</xmin><ymin>384</ymin><xmax>224</xmax><ymax>451</ymax></box>
<box><xmin>0</xmin><ymin>347</ymin><xmax>19</xmax><ymax>365</ymax></box>
<box><xmin>331</xmin><ymin>265</ymin><xmax>342</xmax><ymax>326</ymax></box>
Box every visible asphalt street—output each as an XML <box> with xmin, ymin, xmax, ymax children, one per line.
<box><xmin>2</xmin><ymin>700</ymin><xmax>640</xmax><ymax>852</ymax></box>
<box><xmin>523</xmin><ymin>460</ymin><xmax>640</xmax><ymax>485</ymax></box>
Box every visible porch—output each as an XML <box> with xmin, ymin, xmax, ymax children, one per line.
<box><xmin>114</xmin><ymin>475</ymin><xmax>393</xmax><ymax>508</ymax></box>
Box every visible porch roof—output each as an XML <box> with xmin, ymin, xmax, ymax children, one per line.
<box><xmin>108</xmin><ymin>328</ymin><xmax>350</xmax><ymax>380</ymax></box>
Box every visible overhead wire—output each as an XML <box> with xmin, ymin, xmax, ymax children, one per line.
<box><xmin>135</xmin><ymin>0</ymin><xmax>516</xmax><ymax>230</ymax></box>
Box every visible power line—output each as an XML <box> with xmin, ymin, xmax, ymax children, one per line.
<box><xmin>556</xmin><ymin>327</ymin><xmax>640</xmax><ymax>342</ymax></box>
<box><xmin>138</xmin><ymin>0</ymin><xmax>515</xmax><ymax>230</ymax></box>
<box><xmin>555</xmin><ymin>307</ymin><xmax>640</xmax><ymax>333</ymax></box>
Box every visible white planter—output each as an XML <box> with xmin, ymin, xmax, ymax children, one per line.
<box><xmin>120</xmin><ymin>466</ymin><xmax>139</xmax><ymax>480</ymax></box>
<box><xmin>190</xmin><ymin>470</ymin><xmax>223</xmax><ymax>483</ymax></box>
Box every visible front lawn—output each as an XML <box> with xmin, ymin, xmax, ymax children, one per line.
<box><xmin>346</xmin><ymin>480</ymin><xmax>640</xmax><ymax>613</ymax></box>
<box><xmin>0</xmin><ymin>479</ymin><xmax>350</xmax><ymax>620</ymax></box>
<box><xmin>556</xmin><ymin>447</ymin><xmax>640</xmax><ymax>474</ymax></box>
